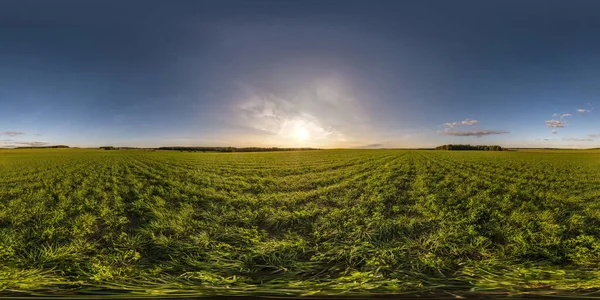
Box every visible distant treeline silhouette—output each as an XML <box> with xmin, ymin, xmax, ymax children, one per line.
<box><xmin>157</xmin><ymin>147</ymin><xmax>320</xmax><ymax>152</ymax></box>
<box><xmin>99</xmin><ymin>146</ymin><xmax>143</xmax><ymax>150</ymax></box>
<box><xmin>15</xmin><ymin>145</ymin><xmax>70</xmax><ymax>149</ymax></box>
<box><xmin>436</xmin><ymin>144</ymin><xmax>505</xmax><ymax>151</ymax></box>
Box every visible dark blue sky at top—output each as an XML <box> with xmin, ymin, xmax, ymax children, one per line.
<box><xmin>1</xmin><ymin>0</ymin><xmax>599</xmax><ymax>148</ymax></box>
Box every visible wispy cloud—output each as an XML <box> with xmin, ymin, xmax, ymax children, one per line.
<box><xmin>577</xmin><ymin>108</ymin><xmax>592</xmax><ymax>113</ymax></box>
<box><xmin>589</xmin><ymin>133</ymin><xmax>600</xmax><ymax>138</ymax></box>
<box><xmin>563</xmin><ymin>137</ymin><xmax>593</xmax><ymax>142</ymax></box>
<box><xmin>1</xmin><ymin>131</ymin><xmax>25</xmax><ymax>137</ymax></box>
<box><xmin>545</xmin><ymin>119</ymin><xmax>567</xmax><ymax>128</ymax></box>
<box><xmin>551</xmin><ymin>130</ymin><xmax>557</xmax><ymax>134</ymax></box>
<box><xmin>439</xmin><ymin>129</ymin><xmax>509</xmax><ymax>137</ymax></box>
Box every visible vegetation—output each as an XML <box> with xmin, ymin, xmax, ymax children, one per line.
<box><xmin>436</xmin><ymin>144</ymin><xmax>505</xmax><ymax>151</ymax></box>
<box><xmin>0</xmin><ymin>148</ymin><xmax>599</xmax><ymax>297</ymax></box>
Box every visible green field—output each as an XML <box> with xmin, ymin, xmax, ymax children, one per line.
<box><xmin>1</xmin><ymin>149</ymin><xmax>600</xmax><ymax>297</ymax></box>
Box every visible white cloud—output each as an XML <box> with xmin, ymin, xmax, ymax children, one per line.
<box><xmin>444</xmin><ymin>122</ymin><xmax>460</xmax><ymax>128</ymax></box>
<box><xmin>577</xmin><ymin>108</ymin><xmax>591</xmax><ymax>113</ymax></box>
<box><xmin>551</xmin><ymin>130</ymin><xmax>557</xmax><ymax>134</ymax></box>
<box><xmin>461</xmin><ymin>118</ymin><xmax>479</xmax><ymax>126</ymax></box>
<box><xmin>561</xmin><ymin>113</ymin><xmax>572</xmax><ymax>117</ymax></box>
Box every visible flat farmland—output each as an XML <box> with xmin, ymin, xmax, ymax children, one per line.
<box><xmin>1</xmin><ymin>149</ymin><xmax>600</xmax><ymax>297</ymax></box>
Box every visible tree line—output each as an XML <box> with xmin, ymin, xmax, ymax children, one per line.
<box><xmin>435</xmin><ymin>144</ymin><xmax>505</xmax><ymax>151</ymax></box>
<box><xmin>156</xmin><ymin>147</ymin><xmax>320</xmax><ymax>152</ymax></box>
<box><xmin>15</xmin><ymin>145</ymin><xmax>70</xmax><ymax>149</ymax></box>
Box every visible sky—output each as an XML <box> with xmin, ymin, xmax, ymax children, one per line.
<box><xmin>1</xmin><ymin>0</ymin><xmax>599</xmax><ymax>148</ymax></box>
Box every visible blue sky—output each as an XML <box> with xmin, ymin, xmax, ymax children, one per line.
<box><xmin>1</xmin><ymin>0</ymin><xmax>599</xmax><ymax>148</ymax></box>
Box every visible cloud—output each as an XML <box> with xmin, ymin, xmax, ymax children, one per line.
<box><xmin>561</xmin><ymin>113</ymin><xmax>572</xmax><ymax>117</ymax></box>
<box><xmin>443</xmin><ymin>122</ymin><xmax>460</xmax><ymax>128</ymax></box>
<box><xmin>551</xmin><ymin>130</ymin><xmax>557</xmax><ymax>134</ymax></box>
<box><xmin>0</xmin><ymin>140</ymin><xmax>49</xmax><ymax>148</ymax></box>
<box><xmin>589</xmin><ymin>133</ymin><xmax>600</xmax><ymax>138</ymax></box>
<box><xmin>439</xmin><ymin>118</ymin><xmax>507</xmax><ymax>138</ymax></box>
<box><xmin>233</xmin><ymin>79</ymin><xmax>369</xmax><ymax>147</ymax></box>
<box><xmin>545</xmin><ymin>119</ymin><xmax>567</xmax><ymax>128</ymax></box>
<box><xmin>563</xmin><ymin>137</ymin><xmax>593</xmax><ymax>142</ymax></box>
<box><xmin>1</xmin><ymin>131</ymin><xmax>25</xmax><ymax>137</ymax></box>
<box><xmin>438</xmin><ymin>129</ymin><xmax>509</xmax><ymax>138</ymax></box>
<box><xmin>577</xmin><ymin>108</ymin><xmax>591</xmax><ymax>113</ymax></box>
<box><xmin>461</xmin><ymin>118</ymin><xmax>479</xmax><ymax>126</ymax></box>
<box><xmin>443</xmin><ymin>118</ymin><xmax>479</xmax><ymax>128</ymax></box>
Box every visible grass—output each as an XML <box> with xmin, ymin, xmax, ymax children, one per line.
<box><xmin>0</xmin><ymin>148</ymin><xmax>600</xmax><ymax>297</ymax></box>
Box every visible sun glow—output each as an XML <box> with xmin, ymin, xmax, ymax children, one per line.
<box><xmin>294</xmin><ymin>127</ymin><xmax>309</xmax><ymax>141</ymax></box>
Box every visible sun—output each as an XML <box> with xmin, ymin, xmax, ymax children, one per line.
<box><xmin>294</xmin><ymin>127</ymin><xmax>309</xmax><ymax>141</ymax></box>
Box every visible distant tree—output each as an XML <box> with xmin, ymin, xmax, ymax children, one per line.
<box><xmin>435</xmin><ymin>144</ymin><xmax>504</xmax><ymax>151</ymax></box>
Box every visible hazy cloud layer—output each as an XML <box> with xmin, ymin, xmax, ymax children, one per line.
<box><xmin>563</xmin><ymin>137</ymin><xmax>593</xmax><ymax>142</ymax></box>
<box><xmin>0</xmin><ymin>140</ymin><xmax>49</xmax><ymax>148</ymax></box>
<box><xmin>589</xmin><ymin>133</ymin><xmax>600</xmax><ymax>138</ymax></box>
<box><xmin>439</xmin><ymin>129</ymin><xmax>509</xmax><ymax>137</ymax></box>
<box><xmin>1</xmin><ymin>131</ymin><xmax>25</xmax><ymax>137</ymax></box>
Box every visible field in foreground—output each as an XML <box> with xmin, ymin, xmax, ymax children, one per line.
<box><xmin>1</xmin><ymin>149</ymin><xmax>600</xmax><ymax>298</ymax></box>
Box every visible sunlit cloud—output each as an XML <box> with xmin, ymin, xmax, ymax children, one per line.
<box><xmin>461</xmin><ymin>118</ymin><xmax>479</xmax><ymax>125</ymax></box>
<box><xmin>545</xmin><ymin>119</ymin><xmax>567</xmax><ymax>128</ymax></box>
